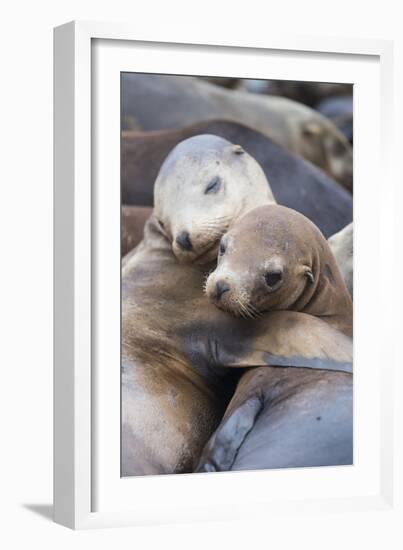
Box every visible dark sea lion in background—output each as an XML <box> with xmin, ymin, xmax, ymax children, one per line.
<box><xmin>122</xmin><ymin>120</ymin><xmax>353</xmax><ymax>237</ymax></box>
<box><xmin>121</xmin><ymin>205</ymin><xmax>152</xmax><ymax>256</ymax></box>
<box><xmin>121</xmin><ymin>73</ymin><xmax>353</xmax><ymax>189</ymax></box>
<box><xmin>122</xmin><ymin>136</ymin><xmax>352</xmax><ymax>476</ymax></box>
<box><xmin>259</xmin><ymin>80</ymin><xmax>353</xmax><ymax>108</ymax></box>
<box><xmin>199</xmin><ymin>76</ymin><xmax>242</xmax><ymax>89</ymax></box>
<box><xmin>328</xmin><ymin>222</ymin><xmax>353</xmax><ymax>298</ymax></box>
<box><xmin>316</xmin><ymin>95</ymin><xmax>353</xmax><ymax>144</ymax></box>
<box><xmin>197</xmin><ymin>204</ymin><xmax>353</xmax><ymax>473</ymax></box>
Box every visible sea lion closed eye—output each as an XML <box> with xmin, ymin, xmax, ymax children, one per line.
<box><xmin>153</xmin><ymin>134</ymin><xmax>275</xmax><ymax>264</ymax></box>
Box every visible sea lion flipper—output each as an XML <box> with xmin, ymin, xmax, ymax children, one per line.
<box><xmin>195</xmin><ymin>395</ymin><xmax>263</xmax><ymax>473</ymax></box>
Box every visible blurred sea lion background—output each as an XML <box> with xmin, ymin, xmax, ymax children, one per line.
<box><xmin>121</xmin><ymin>74</ymin><xmax>353</xmax><ymax>191</ymax></box>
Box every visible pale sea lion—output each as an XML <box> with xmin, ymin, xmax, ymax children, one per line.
<box><xmin>153</xmin><ymin>134</ymin><xmax>275</xmax><ymax>264</ymax></box>
<box><xmin>122</xmin><ymin>137</ymin><xmax>352</xmax><ymax>476</ymax></box>
<box><xmin>121</xmin><ymin>74</ymin><xmax>353</xmax><ymax>190</ymax></box>
<box><xmin>197</xmin><ymin>204</ymin><xmax>353</xmax><ymax>473</ymax></box>
<box><xmin>122</xmin><ymin>120</ymin><xmax>353</xmax><ymax>238</ymax></box>
<box><xmin>328</xmin><ymin>222</ymin><xmax>353</xmax><ymax>298</ymax></box>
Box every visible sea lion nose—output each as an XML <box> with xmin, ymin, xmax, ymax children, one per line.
<box><xmin>176</xmin><ymin>231</ymin><xmax>193</xmax><ymax>251</ymax></box>
<box><xmin>214</xmin><ymin>280</ymin><xmax>230</xmax><ymax>301</ymax></box>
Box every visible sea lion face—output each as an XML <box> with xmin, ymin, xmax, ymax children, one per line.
<box><xmin>301</xmin><ymin>120</ymin><xmax>353</xmax><ymax>190</ymax></box>
<box><xmin>205</xmin><ymin>205</ymin><xmax>316</xmax><ymax>317</ymax></box>
<box><xmin>154</xmin><ymin>135</ymin><xmax>275</xmax><ymax>264</ymax></box>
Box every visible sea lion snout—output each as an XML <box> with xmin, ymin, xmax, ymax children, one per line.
<box><xmin>175</xmin><ymin>230</ymin><xmax>193</xmax><ymax>251</ymax></box>
<box><xmin>214</xmin><ymin>280</ymin><xmax>230</xmax><ymax>302</ymax></box>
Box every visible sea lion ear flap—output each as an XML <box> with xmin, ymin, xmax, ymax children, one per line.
<box><xmin>303</xmin><ymin>266</ymin><xmax>315</xmax><ymax>283</ymax></box>
<box><xmin>302</xmin><ymin>121</ymin><xmax>322</xmax><ymax>137</ymax></box>
<box><xmin>232</xmin><ymin>144</ymin><xmax>245</xmax><ymax>155</ymax></box>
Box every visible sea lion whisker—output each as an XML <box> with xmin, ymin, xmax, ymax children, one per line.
<box><xmin>237</xmin><ymin>299</ymin><xmax>254</xmax><ymax>320</ymax></box>
<box><xmin>247</xmin><ymin>303</ymin><xmax>262</xmax><ymax>318</ymax></box>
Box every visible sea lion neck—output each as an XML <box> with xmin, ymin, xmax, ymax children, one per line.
<box><xmin>292</xmin><ymin>238</ymin><xmax>352</xmax><ymax>335</ymax></box>
<box><xmin>143</xmin><ymin>214</ymin><xmax>172</xmax><ymax>251</ymax></box>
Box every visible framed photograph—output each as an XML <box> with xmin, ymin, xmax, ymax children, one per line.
<box><xmin>54</xmin><ymin>21</ymin><xmax>396</xmax><ymax>529</ymax></box>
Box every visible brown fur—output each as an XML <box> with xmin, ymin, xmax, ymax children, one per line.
<box><xmin>206</xmin><ymin>204</ymin><xmax>352</xmax><ymax>337</ymax></box>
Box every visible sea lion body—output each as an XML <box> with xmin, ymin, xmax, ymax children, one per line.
<box><xmin>196</xmin><ymin>366</ymin><xmax>353</xmax><ymax>472</ymax></box>
<box><xmin>121</xmin><ymin>205</ymin><xmax>152</xmax><ymax>256</ymax></box>
<box><xmin>121</xmin><ymin>222</ymin><xmax>234</xmax><ymax>475</ymax></box>
<box><xmin>122</xmin><ymin>121</ymin><xmax>353</xmax><ymax>238</ymax></box>
<box><xmin>121</xmin><ymin>74</ymin><xmax>353</xmax><ymax>189</ymax></box>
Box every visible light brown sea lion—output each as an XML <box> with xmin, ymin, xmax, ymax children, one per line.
<box><xmin>121</xmin><ymin>74</ymin><xmax>353</xmax><ymax>190</ymax></box>
<box><xmin>122</xmin><ymin>136</ymin><xmax>352</xmax><ymax>477</ymax></box>
<box><xmin>197</xmin><ymin>204</ymin><xmax>353</xmax><ymax>473</ymax></box>
<box><xmin>328</xmin><ymin>222</ymin><xmax>353</xmax><ymax>298</ymax></box>
<box><xmin>205</xmin><ymin>204</ymin><xmax>352</xmax><ymax>337</ymax></box>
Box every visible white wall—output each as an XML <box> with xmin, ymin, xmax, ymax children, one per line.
<box><xmin>0</xmin><ymin>1</ymin><xmax>401</xmax><ymax>547</ymax></box>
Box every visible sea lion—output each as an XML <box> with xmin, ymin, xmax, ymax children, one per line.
<box><xmin>121</xmin><ymin>74</ymin><xmax>353</xmax><ymax>189</ymax></box>
<box><xmin>121</xmin><ymin>205</ymin><xmax>152</xmax><ymax>256</ymax></box>
<box><xmin>196</xmin><ymin>365</ymin><xmax>353</xmax><ymax>472</ymax></box>
<box><xmin>122</xmin><ymin>137</ymin><xmax>352</xmax><ymax>476</ymax></box>
<box><xmin>122</xmin><ymin>120</ymin><xmax>353</xmax><ymax>238</ymax></box>
<box><xmin>260</xmin><ymin>80</ymin><xmax>353</xmax><ymax>108</ymax></box>
<box><xmin>316</xmin><ymin>95</ymin><xmax>353</xmax><ymax>144</ymax></box>
<box><xmin>205</xmin><ymin>204</ymin><xmax>352</xmax><ymax>336</ymax></box>
<box><xmin>153</xmin><ymin>134</ymin><xmax>275</xmax><ymax>264</ymax></box>
<box><xmin>197</xmin><ymin>204</ymin><xmax>353</xmax><ymax>473</ymax></box>
<box><xmin>328</xmin><ymin>222</ymin><xmax>353</xmax><ymax>298</ymax></box>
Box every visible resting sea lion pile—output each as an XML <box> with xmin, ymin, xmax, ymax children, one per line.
<box><xmin>120</xmin><ymin>75</ymin><xmax>354</xmax><ymax>476</ymax></box>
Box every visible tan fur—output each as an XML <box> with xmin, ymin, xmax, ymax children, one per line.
<box><xmin>206</xmin><ymin>205</ymin><xmax>352</xmax><ymax>337</ymax></box>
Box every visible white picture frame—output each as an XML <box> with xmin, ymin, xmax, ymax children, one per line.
<box><xmin>54</xmin><ymin>20</ymin><xmax>397</xmax><ymax>529</ymax></box>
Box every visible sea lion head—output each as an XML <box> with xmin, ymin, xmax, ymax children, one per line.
<box><xmin>300</xmin><ymin>119</ymin><xmax>353</xmax><ymax>191</ymax></box>
<box><xmin>154</xmin><ymin>134</ymin><xmax>275</xmax><ymax>264</ymax></box>
<box><xmin>205</xmin><ymin>204</ymin><xmax>352</xmax><ymax>322</ymax></box>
